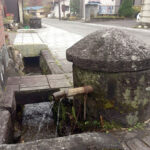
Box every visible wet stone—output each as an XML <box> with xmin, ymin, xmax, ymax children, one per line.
<box><xmin>21</xmin><ymin>102</ymin><xmax>55</xmax><ymax>142</ymax></box>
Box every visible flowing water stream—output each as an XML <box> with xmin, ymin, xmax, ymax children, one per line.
<box><xmin>55</xmin><ymin>98</ymin><xmax>63</xmax><ymax>137</ymax></box>
<box><xmin>20</xmin><ymin>102</ymin><xmax>55</xmax><ymax>142</ymax></box>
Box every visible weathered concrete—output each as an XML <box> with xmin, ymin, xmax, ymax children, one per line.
<box><xmin>2</xmin><ymin>74</ymin><xmax>73</xmax><ymax>110</ymax></box>
<box><xmin>67</xmin><ymin>28</ymin><xmax>150</xmax><ymax>72</ymax></box>
<box><xmin>0</xmin><ymin>109</ymin><xmax>12</xmax><ymax>144</ymax></box>
<box><xmin>2</xmin><ymin>84</ymin><xmax>19</xmax><ymax>113</ymax></box>
<box><xmin>40</xmin><ymin>50</ymin><xmax>64</xmax><ymax>74</ymax></box>
<box><xmin>13</xmin><ymin>44</ymin><xmax>48</xmax><ymax>57</ymax></box>
<box><xmin>20</xmin><ymin>75</ymin><xmax>49</xmax><ymax>92</ymax></box>
<box><xmin>13</xmin><ymin>32</ymin><xmax>48</xmax><ymax>57</ymax></box>
<box><xmin>0</xmin><ymin>132</ymin><xmax>123</xmax><ymax>150</ymax></box>
<box><xmin>47</xmin><ymin>74</ymin><xmax>73</xmax><ymax>89</ymax></box>
<box><xmin>67</xmin><ymin>28</ymin><xmax>150</xmax><ymax>126</ymax></box>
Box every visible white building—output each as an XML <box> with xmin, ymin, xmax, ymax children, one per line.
<box><xmin>99</xmin><ymin>0</ymin><xmax>119</xmax><ymax>14</ymax></box>
<box><xmin>140</xmin><ymin>0</ymin><xmax>150</xmax><ymax>24</ymax></box>
<box><xmin>53</xmin><ymin>0</ymin><xmax>70</xmax><ymax>18</ymax></box>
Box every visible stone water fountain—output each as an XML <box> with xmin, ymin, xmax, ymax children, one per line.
<box><xmin>66</xmin><ymin>28</ymin><xmax>150</xmax><ymax>127</ymax></box>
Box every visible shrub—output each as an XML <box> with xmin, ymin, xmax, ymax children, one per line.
<box><xmin>133</xmin><ymin>6</ymin><xmax>141</xmax><ymax>17</ymax></box>
<box><xmin>118</xmin><ymin>0</ymin><xmax>134</xmax><ymax>17</ymax></box>
<box><xmin>24</xmin><ymin>14</ymin><xmax>32</xmax><ymax>26</ymax></box>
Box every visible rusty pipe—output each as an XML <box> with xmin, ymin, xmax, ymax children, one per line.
<box><xmin>53</xmin><ymin>86</ymin><xmax>93</xmax><ymax>100</ymax></box>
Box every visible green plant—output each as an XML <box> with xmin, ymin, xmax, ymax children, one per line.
<box><xmin>72</xmin><ymin>106</ymin><xmax>77</xmax><ymax>122</ymax></box>
<box><xmin>118</xmin><ymin>0</ymin><xmax>134</xmax><ymax>17</ymax></box>
<box><xmin>132</xmin><ymin>6</ymin><xmax>141</xmax><ymax>17</ymax></box>
<box><xmin>103</xmin><ymin>121</ymin><xmax>121</xmax><ymax>131</ymax></box>
<box><xmin>24</xmin><ymin>14</ymin><xmax>32</xmax><ymax>26</ymax></box>
<box><xmin>70</xmin><ymin>0</ymin><xmax>80</xmax><ymax>15</ymax></box>
<box><xmin>128</xmin><ymin>122</ymin><xmax>145</xmax><ymax>132</ymax></box>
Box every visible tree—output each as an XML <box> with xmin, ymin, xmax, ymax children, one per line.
<box><xmin>70</xmin><ymin>0</ymin><xmax>80</xmax><ymax>15</ymax></box>
<box><xmin>118</xmin><ymin>0</ymin><xmax>134</xmax><ymax>17</ymax></box>
<box><xmin>44</xmin><ymin>4</ymin><xmax>51</xmax><ymax>15</ymax></box>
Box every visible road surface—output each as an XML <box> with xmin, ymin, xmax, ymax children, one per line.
<box><xmin>42</xmin><ymin>18</ymin><xmax>150</xmax><ymax>45</ymax></box>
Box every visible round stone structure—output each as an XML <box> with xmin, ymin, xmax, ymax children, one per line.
<box><xmin>66</xmin><ymin>28</ymin><xmax>150</xmax><ymax>127</ymax></box>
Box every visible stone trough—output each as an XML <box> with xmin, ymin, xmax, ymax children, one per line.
<box><xmin>0</xmin><ymin>48</ymin><xmax>73</xmax><ymax>145</ymax></box>
<box><xmin>66</xmin><ymin>28</ymin><xmax>150</xmax><ymax>127</ymax></box>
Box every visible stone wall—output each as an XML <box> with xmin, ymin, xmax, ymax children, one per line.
<box><xmin>0</xmin><ymin>1</ymin><xmax>11</xmax><ymax>91</ymax></box>
<box><xmin>0</xmin><ymin>0</ymin><xmax>5</xmax><ymax>48</ymax></box>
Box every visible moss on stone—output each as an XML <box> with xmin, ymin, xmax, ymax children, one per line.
<box><xmin>73</xmin><ymin>65</ymin><xmax>150</xmax><ymax>127</ymax></box>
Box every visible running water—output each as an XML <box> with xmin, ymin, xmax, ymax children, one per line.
<box><xmin>22</xmin><ymin>102</ymin><xmax>55</xmax><ymax>142</ymax></box>
<box><xmin>55</xmin><ymin>98</ymin><xmax>63</xmax><ymax>137</ymax></box>
<box><xmin>37</xmin><ymin>101</ymin><xmax>54</xmax><ymax>133</ymax></box>
<box><xmin>36</xmin><ymin>113</ymin><xmax>46</xmax><ymax>140</ymax></box>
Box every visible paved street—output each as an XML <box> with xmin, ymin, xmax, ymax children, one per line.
<box><xmin>42</xmin><ymin>18</ymin><xmax>150</xmax><ymax>44</ymax></box>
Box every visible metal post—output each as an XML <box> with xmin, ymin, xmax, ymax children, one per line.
<box><xmin>58</xmin><ymin>0</ymin><xmax>61</xmax><ymax>20</ymax></box>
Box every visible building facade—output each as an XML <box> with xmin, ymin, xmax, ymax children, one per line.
<box><xmin>0</xmin><ymin>0</ymin><xmax>9</xmax><ymax>90</ymax></box>
<box><xmin>140</xmin><ymin>0</ymin><xmax>150</xmax><ymax>25</ymax></box>
<box><xmin>0</xmin><ymin>0</ymin><xmax>5</xmax><ymax>50</ymax></box>
<box><xmin>53</xmin><ymin>0</ymin><xmax>70</xmax><ymax>18</ymax></box>
<box><xmin>24</xmin><ymin>6</ymin><xmax>46</xmax><ymax>18</ymax></box>
<box><xmin>4</xmin><ymin>0</ymin><xmax>23</xmax><ymax>23</ymax></box>
<box><xmin>4</xmin><ymin>0</ymin><xmax>19</xmax><ymax>22</ymax></box>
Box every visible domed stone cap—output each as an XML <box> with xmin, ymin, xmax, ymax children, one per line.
<box><xmin>66</xmin><ymin>28</ymin><xmax>150</xmax><ymax>72</ymax></box>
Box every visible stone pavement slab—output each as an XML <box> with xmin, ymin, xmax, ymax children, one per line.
<box><xmin>20</xmin><ymin>75</ymin><xmax>49</xmax><ymax>89</ymax></box>
<box><xmin>2</xmin><ymin>74</ymin><xmax>73</xmax><ymax>111</ymax></box>
<box><xmin>13</xmin><ymin>32</ymin><xmax>48</xmax><ymax>57</ymax></box>
<box><xmin>126</xmin><ymin>138</ymin><xmax>150</xmax><ymax>150</ymax></box>
<box><xmin>47</xmin><ymin>74</ymin><xmax>72</xmax><ymax>89</ymax></box>
<box><xmin>7</xmin><ymin>77</ymin><xmax>21</xmax><ymax>85</ymax></box>
<box><xmin>143</xmin><ymin>136</ymin><xmax>150</xmax><ymax>146</ymax></box>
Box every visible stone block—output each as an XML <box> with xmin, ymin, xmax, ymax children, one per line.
<box><xmin>20</xmin><ymin>75</ymin><xmax>49</xmax><ymax>88</ymax></box>
<box><xmin>47</xmin><ymin>62</ymin><xmax>64</xmax><ymax>74</ymax></box>
<box><xmin>47</xmin><ymin>74</ymin><xmax>72</xmax><ymax>89</ymax></box>
<box><xmin>67</xmin><ymin>28</ymin><xmax>150</xmax><ymax>126</ymax></box>
<box><xmin>14</xmin><ymin>44</ymin><xmax>48</xmax><ymax>57</ymax></box>
<box><xmin>0</xmin><ymin>132</ymin><xmax>122</xmax><ymax>150</ymax></box>
<box><xmin>7</xmin><ymin>77</ymin><xmax>21</xmax><ymax>85</ymax></box>
<box><xmin>59</xmin><ymin>60</ymin><xmax>72</xmax><ymax>73</ymax></box>
<box><xmin>3</xmin><ymin>85</ymin><xmax>19</xmax><ymax>113</ymax></box>
<box><xmin>0</xmin><ymin>109</ymin><xmax>12</xmax><ymax>144</ymax></box>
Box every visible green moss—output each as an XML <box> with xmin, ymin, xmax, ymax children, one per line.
<box><xmin>73</xmin><ymin>65</ymin><xmax>150</xmax><ymax>127</ymax></box>
<box><xmin>126</xmin><ymin>111</ymin><xmax>139</xmax><ymax>126</ymax></box>
<box><xmin>123</xmin><ymin>89</ymin><xmax>131</xmax><ymax>105</ymax></box>
<box><xmin>104</xmin><ymin>101</ymin><xmax>114</xmax><ymax>109</ymax></box>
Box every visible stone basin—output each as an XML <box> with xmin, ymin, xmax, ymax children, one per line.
<box><xmin>66</xmin><ymin>28</ymin><xmax>150</xmax><ymax>127</ymax></box>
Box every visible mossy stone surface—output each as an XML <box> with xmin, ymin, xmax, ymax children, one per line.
<box><xmin>73</xmin><ymin>65</ymin><xmax>150</xmax><ymax>127</ymax></box>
